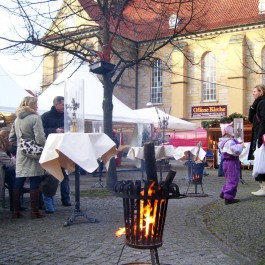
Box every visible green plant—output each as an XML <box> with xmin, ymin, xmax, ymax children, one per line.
<box><xmin>201</xmin><ymin>112</ymin><xmax>247</xmax><ymax>128</ymax></box>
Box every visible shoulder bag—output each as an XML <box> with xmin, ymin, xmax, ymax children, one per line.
<box><xmin>17</xmin><ymin>119</ymin><xmax>44</xmax><ymax>160</ymax></box>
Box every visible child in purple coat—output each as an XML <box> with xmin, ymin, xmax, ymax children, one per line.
<box><xmin>218</xmin><ymin>123</ymin><xmax>244</xmax><ymax>205</ymax></box>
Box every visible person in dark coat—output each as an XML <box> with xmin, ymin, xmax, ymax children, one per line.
<box><xmin>248</xmin><ymin>84</ymin><xmax>265</xmax><ymax>196</ymax></box>
<box><xmin>41</xmin><ymin>96</ymin><xmax>72</xmax><ymax>207</ymax></box>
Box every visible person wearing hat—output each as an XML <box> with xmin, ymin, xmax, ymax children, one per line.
<box><xmin>218</xmin><ymin>122</ymin><xmax>244</xmax><ymax>205</ymax></box>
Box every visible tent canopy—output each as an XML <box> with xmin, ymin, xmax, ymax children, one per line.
<box><xmin>0</xmin><ymin>65</ymin><xmax>31</xmax><ymax>113</ymax></box>
<box><xmin>38</xmin><ymin>64</ymin><xmax>151</xmax><ymax>124</ymax></box>
<box><xmin>132</xmin><ymin>107</ymin><xmax>197</xmax><ymax>131</ymax></box>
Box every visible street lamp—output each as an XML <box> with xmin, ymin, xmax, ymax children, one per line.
<box><xmin>89</xmin><ymin>52</ymin><xmax>116</xmax><ymax>75</ymax></box>
<box><xmin>156</xmin><ymin>108</ymin><xmax>169</xmax><ymax>145</ymax></box>
<box><xmin>155</xmin><ymin>108</ymin><xmax>170</xmax><ymax>182</ymax></box>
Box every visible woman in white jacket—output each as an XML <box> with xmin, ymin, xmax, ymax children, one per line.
<box><xmin>9</xmin><ymin>96</ymin><xmax>46</xmax><ymax>219</ymax></box>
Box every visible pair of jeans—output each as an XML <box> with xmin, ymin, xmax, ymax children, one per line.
<box><xmin>13</xmin><ymin>176</ymin><xmax>40</xmax><ymax>190</ymax></box>
<box><xmin>60</xmin><ymin>168</ymin><xmax>70</xmax><ymax>204</ymax></box>
<box><xmin>4</xmin><ymin>167</ymin><xmax>16</xmax><ymax>190</ymax></box>
<box><xmin>42</xmin><ymin>195</ymin><xmax>55</xmax><ymax>212</ymax></box>
<box><xmin>218</xmin><ymin>159</ymin><xmax>224</xmax><ymax>176</ymax></box>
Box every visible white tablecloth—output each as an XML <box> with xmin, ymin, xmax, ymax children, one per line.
<box><xmin>172</xmin><ymin>146</ymin><xmax>206</xmax><ymax>161</ymax></box>
<box><xmin>39</xmin><ymin>133</ymin><xmax>118</xmax><ymax>181</ymax></box>
<box><xmin>127</xmin><ymin>145</ymin><xmax>206</xmax><ymax>161</ymax></box>
<box><xmin>127</xmin><ymin>145</ymin><xmax>176</xmax><ymax>161</ymax></box>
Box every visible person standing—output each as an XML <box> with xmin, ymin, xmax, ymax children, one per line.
<box><xmin>9</xmin><ymin>96</ymin><xmax>46</xmax><ymax>218</ymax></box>
<box><xmin>41</xmin><ymin>96</ymin><xmax>72</xmax><ymax>206</ymax></box>
<box><xmin>218</xmin><ymin>123</ymin><xmax>244</xmax><ymax>205</ymax></box>
<box><xmin>248</xmin><ymin>84</ymin><xmax>265</xmax><ymax>196</ymax></box>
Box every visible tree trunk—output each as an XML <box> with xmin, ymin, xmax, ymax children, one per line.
<box><xmin>102</xmin><ymin>73</ymin><xmax>117</xmax><ymax>190</ymax></box>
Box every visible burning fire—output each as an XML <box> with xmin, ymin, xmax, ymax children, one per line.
<box><xmin>115</xmin><ymin>227</ymin><xmax>126</xmax><ymax>237</ymax></box>
<box><xmin>192</xmin><ymin>174</ymin><xmax>200</xmax><ymax>181</ymax></box>
<box><xmin>115</xmin><ymin>182</ymin><xmax>164</xmax><ymax>238</ymax></box>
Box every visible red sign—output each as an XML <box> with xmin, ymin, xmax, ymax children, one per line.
<box><xmin>191</xmin><ymin>105</ymin><xmax>227</xmax><ymax>118</ymax></box>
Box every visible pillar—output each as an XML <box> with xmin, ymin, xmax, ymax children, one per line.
<box><xmin>227</xmin><ymin>34</ymin><xmax>246</xmax><ymax>115</ymax></box>
<box><xmin>171</xmin><ymin>42</ymin><xmax>188</xmax><ymax>119</ymax></box>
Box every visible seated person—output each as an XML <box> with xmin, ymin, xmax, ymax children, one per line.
<box><xmin>0</xmin><ymin>133</ymin><xmax>16</xmax><ymax>210</ymax></box>
<box><xmin>0</xmin><ymin>127</ymin><xmax>17</xmax><ymax>156</ymax></box>
<box><xmin>0</xmin><ymin>129</ymin><xmax>28</xmax><ymax>211</ymax></box>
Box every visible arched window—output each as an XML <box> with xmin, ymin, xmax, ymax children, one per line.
<box><xmin>202</xmin><ymin>52</ymin><xmax>216</xmax><ymax>101</ymax></box>
<box><xmin>151</xmin><ymin>59</ymin><xmax>162</xmax><ymax>104</ymax></box>
<box><xmin>262</xmin><ymin>47</ymin><xmax>265</xmax><ymax>84</ymax></box>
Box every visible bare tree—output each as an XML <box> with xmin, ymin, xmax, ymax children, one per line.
<box><xmin>0</xmin><ymin>0</ymin><xmax>209</xmax><ymax>190</ymax></box>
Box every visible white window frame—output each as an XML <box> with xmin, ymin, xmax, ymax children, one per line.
<box><xmin>151</xmin><ymin>59</ymin><xmax>162</xmax><ymax>104</ymax></box>
<box><xmin>202</xmin><ymin>52</ymin><xmax>216</xmax><ymax>101</ymax></box>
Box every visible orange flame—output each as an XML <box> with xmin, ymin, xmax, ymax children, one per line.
<box><xmin>115</xmin><ymin>181</ymin><xmax>164</xmax><ymax>238</ymax></box>
<box><xmin>115</xmin><ymin>227</ymin><xmax>126</xmax><ymax>237</ymax></box>
<box><xmin>192</xmin><ymin>174</ymin><xmax>200</xmax><ymax>181</ymax></box>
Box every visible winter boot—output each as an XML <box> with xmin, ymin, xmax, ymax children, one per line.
<box><xmin>9</xmin><ymin>189</ymin><xmax>13</xmax><ymax>211</ymax></box>
<box><xmin>12</xmin><ymin>189</ymin><xmax>23</xmax><ymax>218</ymax></box>
<box><xmin>30</xmin><ymin>189</ymin><xmax>45</xmax><ymax>219</ymax></box>
<box><xmin>252</xmin><ymin>182</ymin><xmax>265</xmax><ymax>196</ymax></box>
<box><xmin>251</xmin><ymin>182</ymin><xmax>265</xmax><ymax>196</ymax></box>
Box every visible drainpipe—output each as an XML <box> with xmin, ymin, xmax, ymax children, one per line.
<box><xmin>135</xmin><ymin>42</ymin><xmax>139</xmax><ymax>109</ymax></box>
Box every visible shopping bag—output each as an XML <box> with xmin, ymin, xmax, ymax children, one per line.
<box><xmin>252</xmin><ymin>144</ymin><xmax>265</xmax><ymax>178</ymax></box>
<box><xmin>39</xmin><ymin>173</ymin><xmax>59</xmax><ymax>197</ymax></box>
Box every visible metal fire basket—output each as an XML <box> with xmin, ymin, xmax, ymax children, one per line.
<box><xmin>114</xmin><ymin>142</ymin><xmax>185</xmax><ymax>265</ymax></box>
<box><xmin>114</xmin><ymin>178</ymin><xmax>184</xmax><ymax>265</ymax></box>
<box><xmin>185</xmin><ymin>161</ymin><xmax>206</xmax><ymax>195</ymax></box>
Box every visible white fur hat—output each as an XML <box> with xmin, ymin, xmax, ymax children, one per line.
<box><xmin>220</xmin><ymin>122</ymin><xmax>234</xmax><ymax>136</ymax></box>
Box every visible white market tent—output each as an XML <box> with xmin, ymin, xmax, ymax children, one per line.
<box><xmin>0</xmin><ymin>65</ymin><xmax>31</xmax><ymax>113</ymax></box>
<box><xmin>38</xmin><ymin>64</ymin><xmax>197</xmax><ymax>130</ymax></box>
<box><xmin>132</xmin><ymin>107</ymin><xmax>197</xmax><ymax>131</ymax></box>
<box><xmin>38</xmin><ymin>64</ymin><xmax>151</xmax><ymax>124</ymax></box>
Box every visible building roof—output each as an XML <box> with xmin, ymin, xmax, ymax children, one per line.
<box><xmin>78</xmin><ymin>0</ymin><xmax>265</xmax><ymax>42</ymax></box>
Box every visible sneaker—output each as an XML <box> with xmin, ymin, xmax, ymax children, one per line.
<box><xmin>225</xmin><ymin>199</ymin><xmax>240</xmax><ymax>205</ymax></box>
<box><xmin>251</xmin><ymin>189</ymin><xmax>265</xmax><ymax>196</ymax></box>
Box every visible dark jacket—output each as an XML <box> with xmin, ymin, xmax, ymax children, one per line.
<box><xmin>248</xmin><ymin>95</ymin><xmax>265</xmax><ymax>160</ymax></box>
<box><xmin>41</xmin><ymin>106</ymin><xmax>64</xmax><ymax>137</ymax></box>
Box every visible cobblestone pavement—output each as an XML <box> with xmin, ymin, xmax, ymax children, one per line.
<box><xmin>0</xmin><ymin>161</ymin><xmax>263</xmax><ymax>265</ymax></box>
